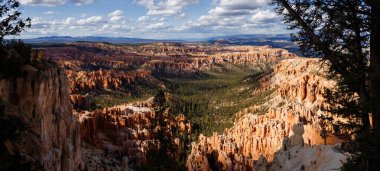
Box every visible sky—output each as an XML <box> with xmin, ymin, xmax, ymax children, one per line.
<box><xmin>17</xmin><ymin>0</ymin><xmax>291</xmax><ymax>39</ymax></box>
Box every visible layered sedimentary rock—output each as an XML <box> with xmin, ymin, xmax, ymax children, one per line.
<box><xmin>77</xmin><ymin>100</ymin><xmax>191</xmax><ymax>169</ymax></box>
<box><xmin>187</xmin><ymin>58</ymin><xmax>346</xmax><ymax>171</ymax></box>
<box><xmin>143</xmin><ymin>46</ymin><xmax>295</xmax><ymax>75</ymax></box>
<box><xmin>68</xmin><ymin>69</ymin><xmax>155</xmax><ymax>94</ymax></box>
<box><xmin>46</xmin><ymin>43</ymin><xmax>295</xmax><ymax>77</ymax></box>
<box><xmin>0</xmin><ymin>64</ymin><xmax>82</xmax><ymax>170</ymax></box>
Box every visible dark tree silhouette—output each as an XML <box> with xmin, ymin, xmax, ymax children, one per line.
<box><xmin>270</xmin><ymin>0</ymin><xmax>380</xmax><ymax>170</ymax></box>
<box><xmin>0</xmin><ymin>0</ymin><xmax>32</xmax><ymax>77</ymax></box>
<box><xmin>0</xmin><ymin>0</ymin><xmax>31</xmax><ymax>42</ymax></box>
<box><xmin>144</xmin><ymin>90</ymin><xmax>180</xmax><ymax>171</ymax></box>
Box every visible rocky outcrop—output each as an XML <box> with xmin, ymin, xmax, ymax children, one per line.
<box><xmin>68</xmin><ymin>69</ymin><xmax>155</xmax><ymax>94</ymax></box>
<box><xmin>143</xmin><ymin>46</ymin><xmax>295</xmax><ymax>75</ymax></box>
<box><xmin>77</xmin><ymin>100</ymin><xmax>191</xmax><ymax>169</ymax></box>
<box><xmin>0</xmin><ymin>64</ymin><xmax>82</xmax><ymax>170</ymax></box>
<box><xmin>253</xmin><ymin>144</ymin><xmax>347</xmax><ymax>171</ymax></box>
<box><xmin>186</xmin><ymin>58</ymin><xmax>346</xmax><ymax>170</ymax></box>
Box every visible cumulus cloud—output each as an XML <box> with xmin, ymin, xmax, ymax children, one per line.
<box><xmin>137</xmin><ymin>16</ymin><xmax>167</xmax><ymax>23</ymax></box>
<box><xmin>108</xmin><ymin>10</ymin><xmax>125</xmax><ymax>22</ymax></box>
<box><xmin>137</xmin><ymin>16</ymin><xmax>149</xmax><ymax>22</ymax></box>
<box><xmin>64</xmin><ymin>17</ymin><xmax>76</xmax><ymax>25</ymax></box>
<box><xmin>77</xmin><ymin>16</ymin><xmax>103</xmax><ymax>25</ymax></box>
<box><xmin>20</xmin><ymin>0</ymin><xmax>94</xmax><ymax>6</ymax></box>
<box><xmin>178</xmin><ymin>0</ymin><xmax>283</xmax><ymax>33</ymax></box>
<box><xmin>21</xmin><ymin>0</ymin><xmax>288</xmax><ymax>38</ymax></box>
<box><xmin>135</xmin><ymin>0</ymin><xmax>198</xmax><ymax>16</ymax></box>
<box><xmin>217</xmin><ymin>0</ymin><xmax>267</xmax><ymax>10</ymax></box>
<box><xmin>74</xmin><ymin>0</ymin><xmax>94</xmax><ymax>5</ymax></box>
<box><xmin>147</xmin><ymin>22</ymin><xmax>168</xmax><ymax>29</ymax></box>
<box><xmin>250</xmin><ymin>10</ymin><xmax>278</xmax><ymax>23</ymax></box>
<box><xmin>20</xmin><ymin>0</ymin><xmax>66</xmax><ymax>6</ymax></box>
<box><xmin>26</xmin><ymin>10</ymin><xmax>135</xmax><ymax>37</ymax></box>
<box><xmin>108</xmin><ymin>10</ymin><xmax>123</xmax><ymax>17</ymax></box>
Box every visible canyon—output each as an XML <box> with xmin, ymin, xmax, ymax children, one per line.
<box><xmin>186</xmin><ymin>58</ymin><xmax>347</xmax><ymax>171</ymax></box>
<box><xmin>0</xmin><ymin>42</ymin><xmax>348</xmax><ymax>170</ymax></box>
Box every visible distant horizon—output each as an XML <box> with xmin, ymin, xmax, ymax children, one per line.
<box><xmin>18</xmin><ymin>33</ymin><xmax>292</xmax><ymax>41</ymax></box>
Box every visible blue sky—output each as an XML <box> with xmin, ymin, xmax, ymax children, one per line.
<box><xmin>18</xmin><ymin>0</ymin><xmax>290</xmax><ymax>39</ymax></box>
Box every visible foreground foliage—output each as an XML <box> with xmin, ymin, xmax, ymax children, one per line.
<box><xmin>270</xmin><ymin>0</ymin><xmax>380</xmax><ymax>170</ymax></box>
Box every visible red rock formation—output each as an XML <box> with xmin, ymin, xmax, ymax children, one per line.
<box><xmin>0</xmin><ymin>64</ymin><xmax>82</xmax><ymax>171</ymax></box>
<box><xmin>68</xmin><ymin>69</ymin><xmax>154</xmax><ymax>94</ymax></box>
<box><xmin>186</xmin><ymin>58</ymin><xmax>345</xmax><ymax>170</ymax></box>
<box><xmin>78</xmin><ymin>101</ymin><xmax>191</xmax><ymax>168</ymax></box>
<box><xmin>143</xmin><ymin>46</ymin><xmax>295</xmax><ymax>74</ymax></box>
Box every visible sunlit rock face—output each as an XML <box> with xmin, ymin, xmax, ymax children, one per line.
<box><xmin>68</xmin><ymin>69</ymin><xmax>153</xmax><ymax>94</ymax></box>
<box><xmin>0</xmin><ymin>65</ymin><xmax>82</xmax><ymax>171</ymax></box>
<box><xmin>77</xmin><ymin>100</ymin><xmax>191</xmax><ymax>170</ymax></box>
<box><xmin>186</xmin><ymin>58</ymin><xmax>347</xmax><ymax>171</ymax></box>
<box><xmin>78</xmin><ymin>102</ymin><xmax>153</xmax><ymax>166</ymax></box>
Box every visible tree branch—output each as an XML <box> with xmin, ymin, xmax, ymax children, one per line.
<box><xmin>277</xmin><ymin>0</ymin><xmax>322</xmax><ymax>44</ymax></box>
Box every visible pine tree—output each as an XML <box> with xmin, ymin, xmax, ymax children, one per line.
<box><xmin>145</xmin><ymin>90</ymin><xmax>179</xmax><ymax>171</ymax></box>
<box><xmin>270</xmin><ymin>0</ymin><xmax>380</xmax><ymax>170</ymax></box>
<box><xmin>0</xmin><ymin>0</ymin><xmax>31</xmax><ymax>42</ymax></box>
<box><xmin>0</xmin><ymin>0</ymin><xmax>32</xmax><ymax>77</ymax></box>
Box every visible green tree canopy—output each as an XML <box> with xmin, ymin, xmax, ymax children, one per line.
<box><xmin>270</xmin><ymin>0</ymin><xmax>380</xmax><ymax>170</ymax></box>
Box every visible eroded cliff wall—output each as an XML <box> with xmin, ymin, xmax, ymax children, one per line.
<box><xmin>0</xmin><ymin>64</ymin><xmax>82</xmax><ymax>170</ymax></box>
<box><xmin>187</xmin><ymin>58</ymin><xmax>347</xmax><ymax>171</ymax></box>
<box><xmin>77</xmin><ymin>100</ymin><xmax>191</xmax><ymax>170</ymax></box>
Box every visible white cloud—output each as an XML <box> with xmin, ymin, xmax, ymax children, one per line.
<box><xmin>107</xmin><ymin>10</ymin><xmax>125</xmax><ymax>22</ymax></box>
<box><xmin>208</xmin><ymin>0</ymin><xmax>267</xmax><ymax>16</ymax></box>
<box><xmin>108</xmin><ymin>10</ymin><xmax>123</xmax><ymax>17</ymax></box>
<box><xmin>217</xmin><ymin>0</ymin><xmax>267</xmax><ymax>10</ymax></box>
<box><xmin>168</xmin><ymin>0</ymin><xmax>288</xmax><ymax>37</ymax></box>
<box><xmin>138</xmin><ymin>16</ymin><xmax>149</xmax><ymax>22</ymax></box>
<box><xmin>21</xmin><ymin>0</ymin><xmax>289</xmax><ymax>39</ymax></box>
<box><xmin>137</xmin><ymin>16</ymin><xmax>167</xmax><ymax>23</ymax></box>
<box><xmin>74</xmin><ymin>0</ymin><xmax>94</xmax><ymax>5</ymax></box>
<box><xmin>179</xmin><ymin>0</ymin><xmax>277</xmax><ymax>32</ymax></box>
<box><xmin>26</xmin><ymin>13</ymin><xmax>134</xmax><ymax>37</ymax></box>
<box><xmin>20</xmin><ymin>0</ymin><xmax>66</xmax><ymax>6</ymax></box>
<box><xmin>20</xmin><ymin>0</ymin><xmax>94</xmax><ymax>6</ymax></box>
<box><xmin>250</xmin><ymin>10</ymin><xmax>278</xmax><ymax>23</ymax></box>
<box><xmin>77</xmin><ymin>16</ymin><xmax>103</xmax><ymax>25</ymax></box>
<box><xmin>147</xmin><ymin>22</ymin><xmax>168</xmax><ymax>29</ymax></box>
<box><xmin>134</xmin><ymin>0</ymin><xmax>154</xmax><ymax>6</ymax></box>
<box><xmin>135</xmin><ymin>0</ymin><xmax>198</xmax><ymax>16</ymax></box>
<box><xmin>110</xmin><ymin>16</ymin><xmax>124</xmax><ymax>22</ymax></box>
<box><xmin>64</xmin><ymin>17</ymin><xmax>76</xmax><ymax>25</ymax></box>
